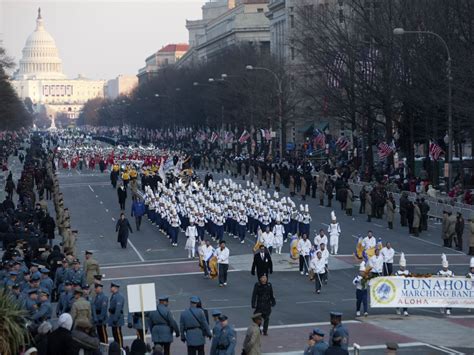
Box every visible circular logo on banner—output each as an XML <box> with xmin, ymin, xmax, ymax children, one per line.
<box><xmin>372</xmin><ymin>278</ymin><xmax>397</xmax><ymax>304</ymax></box>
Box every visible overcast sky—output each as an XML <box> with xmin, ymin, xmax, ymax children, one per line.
<box><xmin>0</xmin><ymin>0</ymin><xmax>203</xmax><ymax>80</ymax></box>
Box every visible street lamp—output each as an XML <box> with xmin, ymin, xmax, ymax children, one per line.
<box><xmin>393</xmin><ymin>27</ymin><xmax>453</xmax><ymax>190</ymax></box>
<box><xmin>246</xmin><ymin>65</ymin><xmax>284</xmax><ymax>158</ymax></box>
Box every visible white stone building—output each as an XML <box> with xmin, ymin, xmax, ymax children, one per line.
<box><xmin>137</xmin><ymin>44</ymin><xmax>189</xmax><ymax>85</ymax></box>
<box><xmin>105</xmin><ymin>75</ymin><xmax>138</xmax><ymax>100</ymax></box>
<box><xmin>11</xmin><ymin>9</ymin><xmax>105</xmax><ymax>123</ymax></box>
<box><xmin>178</xmin><ymin>0</ymin><xmax>271</xmax><ymax>67</ymax></box>
<box><xmin>265</xmin><ymin>0</ymin><xmax>334</xmax><ymax>145</ymax></box>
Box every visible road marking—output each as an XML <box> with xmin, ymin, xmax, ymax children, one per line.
<box><xmin>145</xmin><ymin>248</ymin><xmax>167</xmax><ymax>252</ymax></box>
<box><xmin>88</xmin><ymin>185</ymin><xmax>94</xmax><ymax>192</ymax></box>
<box><xmin>111</xmin><ymin>217</ymin><xmax>116</xmax><ymax>221</ymax></box>
<box><xmin>373</xmin><ymin>223</ymin><xmax>384</xmax><ymax>227</ymax></box>
<box><xmin>295</xmin><ymin>300</ymin><xmax>331</xmax><ymax>304</ymax></box>
<box><xmin>105</xmin><ymin>209</ymin><xmax>109</xmax><ymax>212</ymax></box>
<box><xmin>103</xmin><ymin>269</ymin><xmax>241</xmax><ymax>281</ymax></box>
<box><xmin>408</xmin><ymin>235</ymin><xmax>465</xmax><ymax>254</ymax></box>
<box><xmin>95</xmin><ymin>195</ymin><xmax>98</xmax><ymax>198</ymax></box>
<box><xmin>102</xmin><ymin>259</ymin><xmax>197</xmax><ymax>270</ymax></box>
<box><xmin>127</xmin><ymin>239</ymin><xmax>145</xmax><ymax>262</ymax></box>
<box><xmin>404</xmin><ymin>263</ymin><xmax>467</xmax><ymax>266</ymax></box>
<box><xmin>113</xmin><ymin>319</ymin><xmax>361</xmax><ymax>341</ymax></box>
<box><xmin>321</xmin><ymin>222</ymin><xmax>329</xmax><ymax>227</ymax></box>
<box><xmin>100</xmin><ymin>201</ymin><xmax>103</xmax><ymax>204</ymax></box>
<box><xmin>99</xmin><ymin>235</ymin><xmax>105</xmax><ymax>238</ymax></box>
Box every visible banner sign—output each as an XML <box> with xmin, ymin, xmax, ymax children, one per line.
<box><xmin>369</xmin><ymin>277</ymin><xmax>474</xmax><ymax>308</ymax></box>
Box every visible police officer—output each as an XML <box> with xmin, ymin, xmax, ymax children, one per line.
<box><xmin>328</xmin><ymin>312</ymin><xmax>349</xmax><ymax>351</ymax></box>
<box><xmin>180</xmin><ymin>296</ymin><xmax>212</xmax><ymax>355</ymax></box>
<box><xmin>70</xmin><ymin>287</ymin><xmax>92</xmax><ymax>327</ymax></box>
<box><xmin>108</xmin><ymin>282</ymin><xmax>125</xmax><ymax>348</ymax></box>
<box><xmin>55</xmin><ymin>279</ymin><xmax>72</xmax><ymax>315</ymax></box>
<box><xmin>210</xmin><ymin>310</ymin><xmax>222</xmax><ymax>355</ymax></box>
<box><xmin>65</xmin><ymin>259</ymin><xmax>85</xmax><ymax>287</ymax></box>
<box><xmin>24</xmin><ymin>288</ymin><xmax>39</xmax><ymax>317</ymax></box>
<box><xmin>32</xmin><ymin>289</ymin><xmax>52</xmax><ymax>323</ymax></box>
<box><xmin>54</xmin><ymin>258</ymin><xmax>68</xmax><ymax>297</ymax></box>
<box><xmin>214</xmin><ymin>315</ymin><xmax>236</xmax><ymax>355</ymax></box>
<box><xmin>92</xmin><ymin>283</ymin><xmax>109</xmax><ymax>343</ymax></box>
<box><xmin>148</xmin><ymin>295</ymin><xmax>180</xmax><ymax>355</ymax></box>
<box><xmin>128</xmin><ymin>311</ymin><xmax>149</xmax><ymax>341</ymax></box>
<box><xmin>39</xmin><ymin>268</ymin><xmax>53</xmax><ymax>300</ymax></box>
<box><xmin>10</xmin><ymin>283</ymin><xmax>26</xmax><ymax>306</ymax></box>
<box><xmin>310</xmin><ymin>328</ymin><xmax>329</xmax><ymax>355</ymax></box>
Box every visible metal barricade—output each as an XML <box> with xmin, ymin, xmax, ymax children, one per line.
<box><xmin>348</xmin><ymin>182</ymin><xmax>474</xmax><ymax>220</ymax></box>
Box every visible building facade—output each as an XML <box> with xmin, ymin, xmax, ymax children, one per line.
<box><xmin>266</xmin><ymin>0</ymin><xmax>332</xmax><ymax>146</ymax></box>
<box><xmin>137</xmin><ymin>44</ymin><xmax>189</xmax><ymax>85</ymax></box>
<box><xmin>178</xmin><ymin>0</ymin><xmax>271</xmax><ymax>67</ymax></box>
<box><xmin>11</xmin><ymin>9</ymin><xmax>105</xmax><ymax>123</ymax></box>
<box><xmin>105</xmin><ymin>75</ymin><xmax>138</xmax><ymax>100</ymax></box>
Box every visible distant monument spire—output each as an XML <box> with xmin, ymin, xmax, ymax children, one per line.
<box><xmin>37</xmin><ymin>7</ymin><xmax>42</xmax><ymax>19</ymax></box>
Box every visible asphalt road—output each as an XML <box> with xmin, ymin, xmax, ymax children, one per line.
<box><xmin>55</xmin><ymin>168</ymin><xmax>473</xmax><ymax>353</ymax></box>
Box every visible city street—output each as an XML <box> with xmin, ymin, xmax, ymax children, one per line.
<box><xmin>58</xmin><ymin>167</ymin><xmax>474</xmax><ymax>354</ymax></box>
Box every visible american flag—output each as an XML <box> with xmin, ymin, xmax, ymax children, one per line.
<box><xmin>260</xmin><ymin>129</ymin><xmax>272</xmax><ymax>141</ymax></box>
<box><xmin>313</xmin><ymin>129</ymin><xmax>326</xmax><ymax>148</ymax></box>
<box><xmin>209</xmin><ymin>132</ymin><xmax>219</xmax><ymax>143</ymax></box>
<box><xmin>359</xmin><ymin>46</ymin><xmax>378</xmax><ymax>84</ymax></box>
<box><xmin>336</xmin><ymin>135</ymin><xmax>350</xmax><ymax>151</ymax></box>
<box><xmin>429</xmin><ymin>141</ymin><xmax>444</xmax><ymax>160</ymax></box>
<box><xmin>327</xmin><ymin>53</ymin><xmax>345</xmax><ymax>88</ymax></box>
<box><xmin>238</xmin><ymin>130</ymin><xmax>251</xmax><ymax>144</ymax></box>
<box><xmin>223</xmin><ymin>131</ymin><xmax>234</xmax><ymax>144</ymax></box>
<box><xmin>378</xmin><ymin>141</ymin><xmax>395</xmax><ymax>160</ymax></box>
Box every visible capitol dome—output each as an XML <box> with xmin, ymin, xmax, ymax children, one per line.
<box><xmin>14</xmin><ymin>8</ymin><xmax>66</xmax><ymax>80</ymax></box>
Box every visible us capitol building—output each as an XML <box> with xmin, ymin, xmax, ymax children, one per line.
<box><xmin>11</xmin><ymin>9</ymin><xmax>105</xmax><ymax>123</ymax></box>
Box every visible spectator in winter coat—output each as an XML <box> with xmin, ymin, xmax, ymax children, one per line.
<box><xmin>47</xmin><ymin>313</ymin><xmax>74</xmax><ymax>355</ymax></box>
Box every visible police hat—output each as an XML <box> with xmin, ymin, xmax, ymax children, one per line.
<box><xmin>72</xmin><ymin>280</ymin><xmax>81</xmax><ymax>286</ymax></box>
<box><xmin>28</xmin><ymin>288</ymin><xmax>38</xmax><ymax>294</ymax></box>
<box><xmin>330</xmin><ymin>311</ymin><xmax>343</xmax><ymax>318</ymax></box>
<box><xmin>111</xmin><ymin>282</ymin><xmax>121</xmax><ymax>288</ymax></box>
<box><xmin>83</xmin><ymin>284</ymin><xmax>90</xmax><ymax>290</ymax></box>
<box><xmin>190</xmin><ymin>296</ymin><xmax>200</xmax><ymax>304</ymax></box>
<box><xmin>12</xmin><ymin>283</ymin><xmax>20</xmax><ymax>289</ymax></box>
<box><xmin>158</xmin><ymin>295</ymin><xmax>169</xmax><ymax>301</ymax></box>
<box><xmin>30</xmin><ymin>274</ymin><xmax>41</xmax><ymax>281</ymax></box>
<box><xmin>40</xmin><ymin>268</ymin><xmax>50</xmax><ymax>274</ymax></box>
<box><xmin>218</xmin><ymin>315</ymin><xmax>228</xmax><ymax>321</ymax></box>
<box><xmin>30</xmin><ymin>262</ymin><xmax>39</xmax><ymax>267</ymax></box>
<box><xmin>9</xmin><ymin>271</ymin><xmax>19</xmax><ymax>276</ymax></box>
<box><xmin>312</xmin><ymin>328</ymin><xmax>325</xmax><ymax>337</ymax></box>
<box><xmin>93</xmin><ymin>274</ymin><xmax>103</xmax><ymax>280</ymax></box>
<box><xmin>72</xmin><ymin>259</ymin><xmax>80</xmax><ymax>264</ymax></box>
<box><xmin>94</xmin><ymin>283</ymin><xmax>104</xmax><ymax>288</ymax></box>
<box><xmin>64</xmin><ymin>280</ymin><xmax>72</xmax><ymax>286</ymax></box>
<box><xmin>211</xmin><ymin>310</ymin><xmax>221</xmax><ymax>317</ymax></box>
<box><xmin>40</xmin><ymin>289</ymin><xmax>50</xmax><ymax>296</ymax></box>
<box><xmin>74</xmin><ymin>288</ymin><xmax>84</xmax><ymax>295</ymax></box>
<box><xmin>85</xmin><ymin>250</ymin><xmax>93</xmax><ymax>255</ymax></box>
